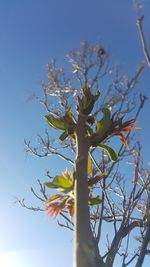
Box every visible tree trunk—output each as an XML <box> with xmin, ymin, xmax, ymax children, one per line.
<box><xmin>135</xmin><ymin>207</ymin><xmax>150</xmax><ymax>267</ymax></box>
<box><xmin>73</xmin><ymin>114</ymin><xmax>104</xmax><ymax>267</ymax></box>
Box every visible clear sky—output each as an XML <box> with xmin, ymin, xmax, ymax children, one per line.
<box><xmin>0</xmin><ymin>1</ymin><xmax>150</xmax><ymax>267</ymax></box>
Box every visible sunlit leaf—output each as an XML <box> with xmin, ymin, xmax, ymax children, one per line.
<box><xmin>45</xmin><ymin>114</ymin><xmax>66</xmax><ymax>130</ymax></box>
<box><xmin>44</xmin><ymin>175</ymin><xmax>73</xmax><ymax>192</ymax></box>
<box><xmin>87</xmin><ymin>155</ymin><xmax>92</xmax><ymax>175</ymax></box>
<box><xmin>98</xmin><ymin>143</ymin><xmax>118</xmax><ymax>162</ymax></box>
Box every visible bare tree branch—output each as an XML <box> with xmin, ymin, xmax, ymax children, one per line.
<box><xmin>137</xmin><ymin>15</ymin><xmax>150</xmax><ymax>67</ymax></box>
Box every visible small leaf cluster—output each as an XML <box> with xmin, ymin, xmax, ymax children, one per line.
<box><xmin>45</xmin><ymin>169</ymin><xmax>103</xmax><ymax>218</ymax></box>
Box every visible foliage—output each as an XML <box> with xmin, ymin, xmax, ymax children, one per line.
<box><xmin>23</xmin><ymin>41</ymin><xmax>150</xmax><ymax>267</ymax></box>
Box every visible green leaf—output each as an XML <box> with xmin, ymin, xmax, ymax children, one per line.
<box><xmin>59</xmin><ymin>131</ymin><xmax>68</xmax><ymax>141</ymax></box>
<box><xmin>88</xmin><ymin>196</ymin><xmax>102</xmax><ymax>206</ymax></box>
<box><xmin>98</xmin><ymin>143</ymin><xmax>118</xmax><ymax>162</ymax></box>
<box><xmin>96</xmin><ymin>121</ymin><xmax>102</xmax><ymax>133</ymax></box>
<box><xmin>45</xmin><ymin>114</ymin><xmax>66</xmax><ymax>130</ymax></box>
<box><xmin>96</xmin><ymin>108</ymin><xmax>111</xmax><ymax>134</ymax></box>
<box><xmin>44</xmin><ymin>175</ymin><xmax>73</xmax><ymax>192</ymax></box>
<box><xmin>64</xmin><ymin>108</ymin><xmax>72</xmax><ymax>122</ymax></box>
<box><xmin>87</xmin><ymin>155</ymin><xmax>92</xmax><ymax>175</ymax></box>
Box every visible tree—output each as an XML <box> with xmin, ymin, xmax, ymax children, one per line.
<box><xmin>21</xmin><ymin>41</ymin><xmax>150</xmax><ymax>267</ymax></box>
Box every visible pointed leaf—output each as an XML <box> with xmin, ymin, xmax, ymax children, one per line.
<box><xmin>98</xmin><ymin>143</ymin><xmax>118</xmax><ymax>162</ymax></box>
<box><xmin>44</xmin><ymin>175</ymin><xmax>73</xmax><ymax>192</ymax></box>
<box><xmin>45</xmin><ymin>114</ymin><xmax>66</xmax><ymax>130</ymax></box>
<box><xmin>87</xmin><ymin>155</ymin><xmax>92</xmax><ymax>175</ymax></box>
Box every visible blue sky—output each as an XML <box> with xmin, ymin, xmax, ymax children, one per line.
<box><xmin>0</xmin><ymin>1</ymin><xmax>150</xmax><ymax>266</ymax></box>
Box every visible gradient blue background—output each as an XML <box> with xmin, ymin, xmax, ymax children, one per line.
<box><xmin>0</xmin><ymin>1</ymin><xmax>150</xmax><ymax>266</ymax></box>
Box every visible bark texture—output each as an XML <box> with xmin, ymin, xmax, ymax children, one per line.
<box><xmin>73</xmin><ymin>114</ymin><xmax>104</xmax><ymax>267</ymax></box>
